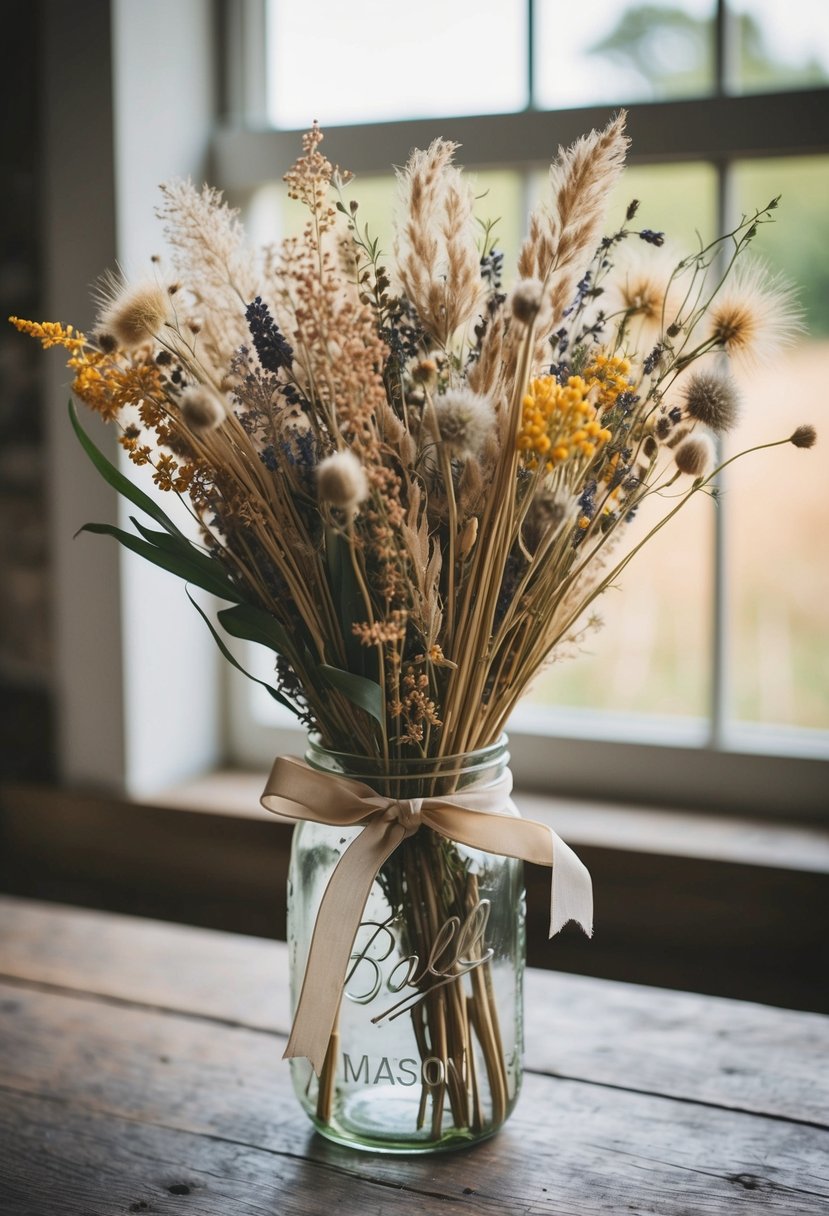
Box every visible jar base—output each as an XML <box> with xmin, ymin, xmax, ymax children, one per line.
<box><xmin>309</xmin><ymin>1087</ymin><xmax>502</xmax><ymax>1154</ymax></box>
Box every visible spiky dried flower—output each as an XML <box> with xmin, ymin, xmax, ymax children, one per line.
<box><xmin>674</xmin><ymin>433</ymin><xmax>715</xmax><ymax>478</ymax></box>
<box><xmin>98</xmin><ymin>280</ymin><xmax>170</xmax><ymax>349</ymax></box>
<box><xmin>706</xmin><ymin>260</ymin><xmax>803</xmax><ymax>367</ymax></box>
<box><xmin>180</xmin><ymin>385</ymin><xmax>225</xmax><ymax>432</ymax></box>
<box><xmin>790</xmin><ymin>424</ymin><xmax>817</xmax><ymax>449</ymax></box>
<box><xmin>317</xmin><ymin>449</ymin><xmax>369</xmax><ymax>516</ymax></box>
<box><xmin>434</xmin><ymin>389</ymin><xmax>495</xmax><ymax>459</ymax></box>
<box><xmin>683</xmin><ymin>368</ymin><xmax>741</xmax><ymax>434</ymax></box>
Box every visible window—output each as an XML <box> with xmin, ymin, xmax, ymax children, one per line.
<box><xmin>216</xmin><ymin>0</ymin><xmax>829</xmax><ymax>810</ymax></box>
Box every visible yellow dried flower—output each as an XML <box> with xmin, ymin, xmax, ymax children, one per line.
<box><xmin>518</xmin><ymin>375</ymin><xmax>611</xmax><ymax>471</ymax></box>
<box><xmin>9</xmin><ymin>316</ymin><xmax>87</xmax><ymax>353</ymax></box>
<box><xmin>583</xmin><ymin>353</ymin><xmax>633</xmax><ymax>413</ymax></box>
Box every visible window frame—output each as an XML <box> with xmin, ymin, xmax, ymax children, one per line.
<box><xmin>213</xmin><ymin>0</ymin><xmax>829</xmax><ymax>815</ymax></box>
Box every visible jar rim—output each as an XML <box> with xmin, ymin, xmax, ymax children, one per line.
<box><xmin>305</xmin><ymin>733</ymin><xmax>509</xmax><ymax>781</ymax></box>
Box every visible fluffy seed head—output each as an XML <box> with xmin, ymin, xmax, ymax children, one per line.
<box><xmin>790</xmin><ymin>424</ymin><xmax>817</xmax><ymax>450</ymax></box>
<box><xmin>433</xmin><ymin>389</ymin><xmax>494</xmax><ymax>459</ymax></box>
<box><xmin>98</xmin><ymin>280</ymin><xmax>171</xmax><ymax>349</ymax></box>
<box><xmin>674</xmin><ymin>433</ymin><xmax>715</xmax><ymax>478</ymax></box>
<box><xmin>180</xmin><ymin>386</ymin><xmax>225</xmax><ymax>432</ymax></box>
<box><xmin>683</xmin><ymin>368</ymin><xmax>741</xmax><ymax>434</ymax></box>
<box><xmin>510</xmin><ymin>279</ymin><xmax>544</xmax><ymax>324</ymax></box>
<box><xmin>607</xmin><ymin>241</ymin><xmax>684</xmax><ymax>341</ymax></box>
<box><xmin>317</xmin><ymin>449</ymin><xmax>369</xmax><ymax>515</ymax></box>
<box><xmin>706</xmin><ymin>260</ymin><xmax>803</xmax><ymax>367</ymax></box>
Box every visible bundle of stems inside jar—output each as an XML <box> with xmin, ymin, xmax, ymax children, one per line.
<box><xmin>12</xmin><ymin>112</ymin><xmax>815</xmax><ymax>1137</ymax></box>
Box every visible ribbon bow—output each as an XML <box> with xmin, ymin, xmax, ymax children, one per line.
<box><xmin>261</xmin><ymin>755</ymin><xmax>593</xmax><ymax>1074</ymax></box>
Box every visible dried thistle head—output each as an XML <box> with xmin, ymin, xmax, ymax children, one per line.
<box><xmin>682</xmin><ymin>368</ymin><xmax>741</xmax><ymax>434</ymax></box>
<box><xmin>674</xmin><ymin>433</ymin><xmax>715</xmax><ymax>478</ymax></box>
<box><xmin>790</xmin><ymin>424</ymin><xmax>817</xmax><ymax>449</ymax></box>
<box><xmin>180</xmin><ymin>385</ymin><xmax>225</xmax><ymax>432</ymax></box>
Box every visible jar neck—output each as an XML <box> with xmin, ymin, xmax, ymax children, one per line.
<box><xmin>304</xmin><ymin>735</ymin><xmax>510</xmax><ymax>799</ymax></box>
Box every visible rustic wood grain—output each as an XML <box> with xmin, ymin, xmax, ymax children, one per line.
<box><xmin>1</xmin><ymin>981</ymin><xmax>827</xmax><ymax>1215</ymax></box>
<box><xmin>1</xmin><ymin>896</ymin><xmax>826</xmax><ymax>1125</ymax></box>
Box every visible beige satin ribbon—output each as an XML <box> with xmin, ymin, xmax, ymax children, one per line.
<box><xmin>261</xmin><ymin>755</ymin><xmax>593</xmax><ymax>1074</ymax></box>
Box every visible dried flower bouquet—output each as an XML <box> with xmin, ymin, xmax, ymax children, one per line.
<box><xmin>12</xmin><ymin>112</ymin><xmax>815</xmax><ymax>1140</ymax></box>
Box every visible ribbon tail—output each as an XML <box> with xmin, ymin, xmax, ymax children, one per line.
<box><xmin>425</xmin><ymin>801</ymin><xmax>593</xmax><ymax>939</ymax></box>
<box><xmin>284</xmin><ymin>817</ymin><xmax>405</xmax><ymax>1075</ymax></box>
<box><xmin>548</xmin><ymin>828</ymin><xmax>593</xmax><ymax>938</ymax></box>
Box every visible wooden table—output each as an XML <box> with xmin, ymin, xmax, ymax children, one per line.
<box><xmin>0</xmin><ymin>896</ymin><xmax>826</xmax><ymax>1214</ymax></box>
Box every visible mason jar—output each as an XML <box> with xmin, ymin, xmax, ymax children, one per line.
<box><xmin>286</xmin><ymin>735</ymin><xmax>525</xmax><ymax>1153</ymax></box>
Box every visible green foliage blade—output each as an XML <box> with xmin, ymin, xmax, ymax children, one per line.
<box><xmin>325</xmin><ymin>527</ymin><xmax>370</xmax><ymax>675</ymax></box>
<box><xmin>68</xmin><ymin>400</ymin><xmax>187</xmax><ymax>540</ymax></box>
<box><xmin>319</xmin><ymin>664</ymin><xmax>384</xmax><ymax>727</ymax></box>
<box><xmin>128</xmin><ymin>517</ymin><xmax>246</xmax><ymax>603</ymax></box>
<box><xmin>185</xmin><ymin>591</ymin><xmax>295</xmax><ymax>713</ymax></box>
<box><xmin>217</xmin><ymin>603</ymin><xmax>295</xmax><ymax>657</ymax></box>
<box><xmin>78</xmin><ymin>522</ymin><xmax>243</xmax><ymax>602</ymax></box>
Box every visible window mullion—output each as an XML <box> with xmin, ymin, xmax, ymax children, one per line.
<box><xmin>526</xmin><ymin>0</ymin><xmax>536</xmax><ymax>111</ymax></box>
<box><xmin>709</xmin><ymin>159</ymin><xmax>736</xmax><ymax>751</ymax></box>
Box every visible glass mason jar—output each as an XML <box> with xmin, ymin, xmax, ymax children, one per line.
<box><xmin>286</xmin><ymin>735</ymin><xmax>526</xmax><ymax>1153</ymax></box>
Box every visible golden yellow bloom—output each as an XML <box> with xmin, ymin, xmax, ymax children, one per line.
<box><xmin>518</xmin><ymin>375</ymin><xmax>611</xmax><ymax>472</ymax></box>
<box><xmin>152</xmin><ymin>453</ymin><xmax>178</xmax><ymax>491</ymax></box>
<box><xmin>584</xmin><ymin>353</ymin><xmax>632</xmax><ymax>413</ymax></box>
<box><xmin>9</xmin><ymin>316</ymin><xmax>87</xmax><ymax>353</ymax></box>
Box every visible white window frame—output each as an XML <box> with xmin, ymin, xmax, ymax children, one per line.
<box><xmin>214</xmin><ymin>0</ymin><xmax>829</xmax><ymax>815</ymax></box>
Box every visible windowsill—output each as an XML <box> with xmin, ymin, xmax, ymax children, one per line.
<box><xmin>143</xmin><ymin>768</ymin><xmax>829</xmax><ymax>875</ymax></box>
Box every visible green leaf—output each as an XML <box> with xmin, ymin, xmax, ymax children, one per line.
<box><xmin>69</xmin><ymin>400</ymin><xmax>187</xmax><ymax>541</ymax></box>
<box><xmin>186</xmin><ymin>591</ymin><xmax>295</xmax><ymax>713</ymax></box>
<box><xmin>325</xmin><ymin>527</ymin><xmax>370</xmax><ymax>676</ymax></box>
<box><xmin>128</xmin><ymin>517</ymin><xmax>246</xmax><ymax>603</ymax></box>
<box><xmin>78</xmin><ymin>522</ymin><xmax>243</xmax><ymax>602</ymax></box>
<box><xmin>217</xmin><ymin>602</ymin><xmax>294</xmax><ymax>657</ymax></box>
<box><xmin>319</xmin><ymin>664</ymin><xmax>384</xmax><ymax>727</ymax></box>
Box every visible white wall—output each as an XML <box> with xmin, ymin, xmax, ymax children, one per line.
<box><xmin>43</xmin><ymin>0</ymin><xmax>222</xmax><ymax>794</ymax></box>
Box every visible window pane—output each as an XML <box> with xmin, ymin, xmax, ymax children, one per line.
<box><xmin>245</xmin><ymin>169</ymin><xmax>525</xmax><ymax>275</ymax></box>
<box><xmin>534</xmin><ymin>0</ymin><xmax>716</xmax><ymax>108</ymax></box>
<box><xmin>726</xmin><ymin>158</ymin><xmax>829</xmax><ymax>732</ymax></box>
<box><xmin>524</xmin><ymin>162</ymin><xmax>717</xmax><ymax>721</ymax></box>
<box><xmin>728</xmin><ymin>0</ymin><xmax>829</xmax><ymax>94</ymax></box>
<box><xmin>265</xmin><ymin>0</ymin><xmax>527</xmax><ymax>128</ymax></box>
